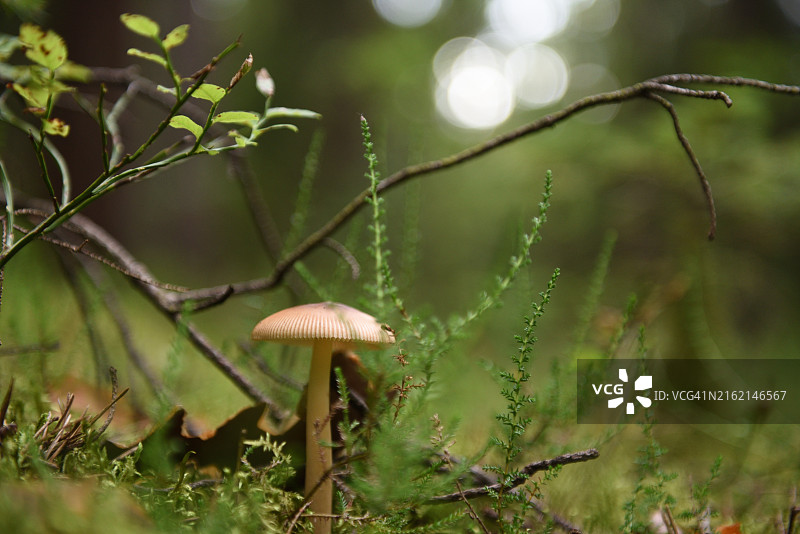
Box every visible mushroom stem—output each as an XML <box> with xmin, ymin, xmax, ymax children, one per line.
<box><xmin>306</xmin><ymin>339</ymin><xmax>333</xmax><ymax>534</ymax></box>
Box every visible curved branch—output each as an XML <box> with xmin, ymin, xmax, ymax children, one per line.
<box><xmin>7</xmin><ymin>74</ymin><xmax>798</xmax><ymax>311</ymax></box>
<box><xmin>162</xmin><ymin>74</ymin><xmax>800</xmax><ymax>308</ymax></box>
<box><xmin>645</xmin><ymin>92</ymin><xmax>717</xmax><ymax>239</ymax></box>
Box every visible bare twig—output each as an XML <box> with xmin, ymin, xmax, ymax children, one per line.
<box><xmin>456</xmin><ymin>477</ymin><xmax>491</xmax><ymax>533</ymax></box>
<box><xmin>645</xmin><ymin>92</ymin><xmax>717</xmax><ymax>239</ymax></box>
<box><xmin>285</xmin><ymin>500</ymin><xmax>313</xmax><ymax>534</ymax></box>
<box><xmin>525</xmin><ymin>498</ymin><xmax>583</xmax><ymax>533</ymax></box>
<box><xmin>0</xmin><ymin>341</ymin><xmax>59</xmax><ymax>356</ymax></box>
<box><xmin>0</xmin><ymin>378</ymin><xmax>13</xmax><ymax>424</ymax></box>
<box><xmin>428</xmin><ymin>448</ymin><xmax>599</xmax><ymax>503</ymax></box>
<box><xmin>322</xmin><ymin>237</ymin><xmax>360</xmax><ymax>280</ymax></box>
<box><xmin>788</xmin><ymin>505</ymin><xmax>800</xmax><ymax>534</ymax></box>
<box><xmin>146</xmin><ymin>73</ymin><xmax>800</xmax><ymax>309</ymax></box>
<box><xmin>662</xmin><ymin>504</ymin><xmax>681</xmax><ymax>534</ymax></box>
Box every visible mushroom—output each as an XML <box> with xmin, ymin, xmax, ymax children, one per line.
<box><xmin>251</xmin><ymin>302</ymin><xmax>395</xmax><ymax>533</ymax></box>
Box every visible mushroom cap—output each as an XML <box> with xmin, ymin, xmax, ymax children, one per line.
<box><xmin>251</xmin><ymin>302</ymin><xmax>395</xmax><ymax>350</ymax></box>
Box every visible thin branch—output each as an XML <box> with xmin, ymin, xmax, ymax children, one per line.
<box><xmin>152</xmin><ymin>74</ymin><xmax>800</xmax><ymax>309</ymax></box>
<box><xmin>525</xmin><ymin>497</ymin><xmax>583</xmax><ymax>533</ymax></box>
<box><xmin>456</xmin><ymin>477</ymin><xmax>491</xmax><ymax>533</ymax></box>
<box><xmin>11</xmin><ymin>212</ymin><xmax>186</xmax><ymax>292</ymax></box>
<box><xmin>9</xmin><ymin>73</ymin><xmax>795</xmax><ymax>308</ymax></box>
<box><xmin>10</xmin><ymin>196</ymin><xmax>278</xmax><ymax>409</ymax></box>
<box><xmin>646</xmin><ymin>92</ymin><xmax>717</xmax><ymax>239</ymax></box>
<box><xmin>428</xmin><ymin>448</ymin><xmax>599</xmax><ymax>503</ymax></box>
<box><xmin>322</xmin><ymin>237</ymin><xmax>360</xmax><ymax>280</ymax></box>
<box><xmin>285</xmin><ymin>501</ymin><xmax>313</xmax><ymax>534</ymax></box>
<box><xmin>788</xmin><ymin>505</ymin><xmax>800</xmax><ymax>534</ymax></box>
<box><xmin>0</xmin><ymin>341</ymin><xmax>59</xmax><ymax>357</ymax></box>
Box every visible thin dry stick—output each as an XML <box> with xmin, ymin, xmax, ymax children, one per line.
<box><xmin>525</xmin><ymin>497</ymin><xmax>582</xmax><ymax>533</ymax></box>
<box><xmin>157</xmin><ymin>74</ymin><xmax>800</xmax><ymax>309</ymax></box>
<box><xmin>455</xmin><ymin>476</ymin><xmax>491</xmax><ymax>533</ymax></box>
<box><xmin>285</xmin><ymin>501</ymin><xmax>313</xmax><ymax>534</ymax></box>
<box><xmin>0</xmin><ymin>342</ymin><xmax>59</xmax><ymax>357</ymax></box>
<box><xmin>646</xmin><ymin>92</ymin><xmax>717</xmax><ymax>239</ymax></box>
<box><xmin>788</xmin><ymin>505</ymin><xmax>800</xmax><ymax>534</ymax></box>
<box><xmin>428</xmin><ymin>448</ymin><xmax>599</xmax><ymax>503</ymax></box>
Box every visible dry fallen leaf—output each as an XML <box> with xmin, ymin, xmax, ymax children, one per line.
<box><xmin>104</xmin><ymin>350</ymin><xmax>374</xmax><ymax>476</ymax></box>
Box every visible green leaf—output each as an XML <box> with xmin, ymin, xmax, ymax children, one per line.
<box><xmin>233</xmin><ymin>134</ymin><xmax>247</xmax><ymax>147</ymax></box>
<box><xmin>163</xmin><ymin>24</ymin><xmax>189</xmax><ymax>50</ymax></box>
<box><xmin>42</xmin><ymin>117</ymin><xmax>70</xmax><ymax>137</ymax></box>
<box><xmin>127</xmin><ymin>48</ymin><xmax>167</xmax><ymax>68</ymax></box>
<box><xmin>265</xmin><ymin>107</ymin><xmax>321</xmax><ymax>121</ymax></box>
<box><xmin>191</xmin><ymin>83</ymin><xmax>226</xmax><ymax>103</ymax></box>
<box><xmin>19</xmin><ymin>23</ymin><xmax>67</xmax><ymax>70</ymax></box>
<box><xmin>120</xmin><ymin>13</ymin><xmax>160</xmax><ymax>39</ymax></box>
<box><xmin>169</xmin><ymin>115</ymin><xmax>203</xmax><ymax>140</ymax></box>
<box><xmin>212</xmin><ymin>111</ymin><xmax>259</xmax><ymax>125</ymax></box>
<box><xmin>11</xmin><ymin>82</ymin><xmax>48</xmax><ymax>109</ymax></box>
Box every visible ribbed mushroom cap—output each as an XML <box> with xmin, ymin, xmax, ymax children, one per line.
<box><xmin>251</xmin><ymin>302</ymin><xmax>395</xmax><ymax>350</ymax></box>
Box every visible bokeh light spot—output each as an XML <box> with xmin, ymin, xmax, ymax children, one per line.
<box><xmin>435</xmin><ymin>40</ymin><xmax>514</xmax><ymax>129</ymax></box>
<box><xmin>506</xmin><ymin>43</ymin><xmax>569</xmax><ymax>108</ymax></box>
<box><xmin>373</xmin><ymin>0</ymin><xmax>443</xmax><ymax>27</ymax></box>
<box><xmin>486</xmin><ymin>0</ymin><xmax>570</xmax><ymax>45</ymax></box>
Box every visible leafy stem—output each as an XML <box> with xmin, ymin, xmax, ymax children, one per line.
<box><xmin>486</xmin><ymin>268</ymin><xmax>559</xmax><ymax>531</ymax></box>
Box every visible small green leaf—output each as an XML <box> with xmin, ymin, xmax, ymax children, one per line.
<box><xmin>120</xmin><ymin>13</ymin><xmax>160</xmax><ymax>39</ymax></box>
<box><xmin>127</xmin><ymin>48</ymin><xmax>167</xmax><ymax>68</ymax></box>
<box><xmin>11</xmin><ymin>82</ymin><xmax>48</xmax><ymax>109</ymax></box>
<box><xmin>42</xmin><ymin>117</ymin><xmax>70</xmax><ymax>137</ymax></box>
<box><xmin>19</xmin><ymin>23</ymin><xmax>67</xmax><ymax>70</ymax></box>
<box><xmin>169</xmin><ymin>115</ymin><xmax>203</xmax><ymax>140</ymax></box>
<box><xmin>233</xmin><ymin>135</ymin><xmax>247</xmax><ymax>147</ymax></box>
<box><xmin>163</xmin><ymin>24</ymin><xmax>189</xmax><ymax>50</ymax></box>
<box><xmin>191</xmin><ymin>83</ymin><xmax>226</xmax><ymax>103</ymax></box>
<box><xmin>265</xmin><ymin>107</ymin><xmax>321</xmax><ymax>121</ymax></box>
<box><xmin>212</xmin><ymin>111</ymin><xmax>259</xmax><ymax>125</ymax></box>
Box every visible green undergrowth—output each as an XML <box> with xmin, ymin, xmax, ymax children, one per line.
<box><xmin>1</xmin><ymin>12</ymin><xmax>799</xmax><ymax>534</ymax></box>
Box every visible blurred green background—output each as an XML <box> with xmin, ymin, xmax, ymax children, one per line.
<box><xmin>2</xmin><ymin>0</ymin><xmax>800</xmax><ymax>527</ymax></box>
